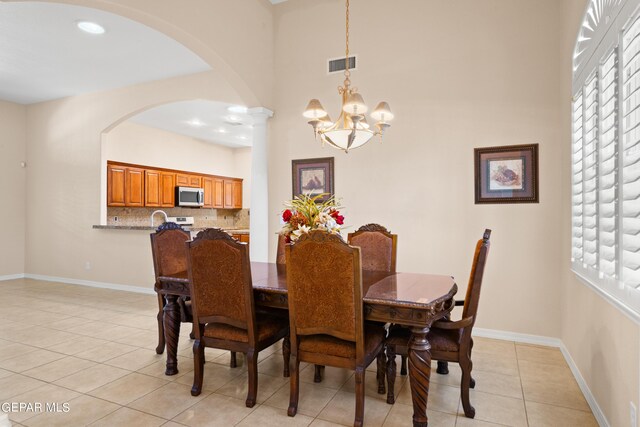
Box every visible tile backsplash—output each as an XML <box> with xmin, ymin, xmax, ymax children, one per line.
<box><xmin>107</xmin><ymin>207</ymin><xmax>250</xmax><ymax>229</ymax></box>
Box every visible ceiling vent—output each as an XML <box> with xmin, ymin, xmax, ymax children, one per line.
<box><xmin>328</xmin><ymin>55</ymin><xmax>356</xmax><ymax>74</ymax></box>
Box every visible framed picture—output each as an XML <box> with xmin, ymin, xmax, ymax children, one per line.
<box><xmin>474</xmin><ymin>144</ymin><xmax>539</xmax><ymax>204</ymax></box>
<box><xmin>292</xmin><ymin>157</ymin><xmax>334</xmax><ymax>203</ymax></box>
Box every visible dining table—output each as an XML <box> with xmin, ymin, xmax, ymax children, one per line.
<box><xmin>156</xmin><ymin>262</ymin><xmax>457</xmax><ymax>427</ymax></box>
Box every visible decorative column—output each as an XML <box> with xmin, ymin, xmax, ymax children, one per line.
<box><xmin>247</xmin><ymin>107</ymin><xmax>273</xmax><ymax>262</ymax></box>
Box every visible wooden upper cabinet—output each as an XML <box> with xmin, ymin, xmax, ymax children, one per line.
<box><xmin>107</xmin><ymin>164</ymin><xmax>126</xmax><ymax>206</ymax></box>
<box><xmin>223</xmin><ymin>179</ymin><xmax>234</xmax><ymax>209</ymax></box>
<box><xmin>160</xmin><ymin>173</ymin><xmax>175</xmax><ymax>207</ymax></box>
<box><xmin>202</xmin><ymin>176</ymin><xmax>214</xmax><ymax>208</ymax></box>
<box><xmin>232</xmin><ymin>180</ymin><xmax>243</xmax><ymax>209</ymax></box>
<box><xmin>145</xmin><ymin>170</ymin><xmax>175</xmax><ymax>207</ymax></box>
<box><xmin>145</xmin><ymin>170</ymin><xmax>161</xmax><ymax>207</ymax></box>
<box><xmin>125</xmin><ymin>167</ymin><xmax>145</xmax><ymax>207</ymax></box>
<box><xmin>213</xmin><ymin>178</ymin><xmax>224</xmax><ymax>208</ymax></box>
<box><xmin>176</xmin><ymin>173</ymin><xmax>202</xmax><ymax>188</ymax></box>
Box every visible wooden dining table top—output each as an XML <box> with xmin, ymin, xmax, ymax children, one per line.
<box><xmin>159</xmin><ymin>261</ymin><xmax>457</xmax><ymax>310</ymax></box>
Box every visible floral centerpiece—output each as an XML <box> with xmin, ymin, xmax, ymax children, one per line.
<box><xmin>280</xmin><ymin>193</ymin><xmax>345</xmax><ymax>242</ymax></box>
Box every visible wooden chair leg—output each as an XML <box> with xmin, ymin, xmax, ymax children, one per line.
<box><xmin>386</xmin><ymin>344</ymin><xmax>397</xmax><ymax>404</ymax></box>
<box><xmin>155</xmin><ymin>294</ymin><xmax>165</xmax><ymax>354</ymax></box>
<box><xmin>376</xmin><ymin>349</ymin><xmax>386</xmax><ymax>394</ymax></box>
<box><xmin>469</xmin><ymin>338</ymin><xmax>475</xmax><ymax>388</ymax></box>
<box><xmin>282</xmin><ymin>336</ymin><xmax>291</xmax><ymax>377</ymax></box>
<box><xmin>191</xmin><ymin>339</ymin><xmax>205</xmax><ymax>396</ymax></box>
<box><xmin>437</xmin><ymin>361</ymin><xmax>449</xmax><ymax>375</ymax></box>
<box><xmin>189</xmin><ymin>323</ymin><xmax>195</xmax><ymax>340</ymax></box>
<box><xmin>314</xmin><ymin>365</ymin><xmax>325</xmax><ymax>383</ymax></box>
<box><xmin>354</xmin><ymin>367</ymin><xmax>365</xmax><ymax>427</ymax></box>
<box><xmin>287</xmin><ymin>354</ymin><xmax>300</xmax><ymax>417</ymax></box>
<box><xmin>460</xmin><ymin>357</ymin><xmax>476</xmax><ymax>418</ymax></box>
<box><xmin>246</xmin><ymin>350</ymin><xmax>258</xmax><ymax>408</ymax></box>
<box><xmin>400</xmin><ymin>355</ymin><xmax>407</xmax><ymax>376</ymax></box>
<box><xmin>230</xmin><ymin>351</ymin><xmax>237</xmax><ymax>368</ymax></box>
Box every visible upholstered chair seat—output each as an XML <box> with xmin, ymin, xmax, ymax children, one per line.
<box><xmin>299</xmin><ymin>325</ymin><xmax>386</xmax><ymax>360</ymax></box>
<box><xmin>204</xmin><ymin>313</ymin><xmax>289</xmax><ymax>344</ymax></box>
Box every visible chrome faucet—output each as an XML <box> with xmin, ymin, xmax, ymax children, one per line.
<box><xmin>150</xmin><ymin>210</ymin><xmax>168</xmax><ymax>227</ymax></box>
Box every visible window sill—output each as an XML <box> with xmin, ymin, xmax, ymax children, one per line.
<box><xmin>572</xmin><ymin>268</ymin><xmax>640</xmax><ymax>325</ymax></box>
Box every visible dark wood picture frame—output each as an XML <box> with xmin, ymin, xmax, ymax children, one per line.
<box><xmin>474</xmin><ymin>144</ymin><xmax>539</xmax><ymax>204</ymax></box>
<box><xmin>292</xmin><ymin>157</ymin><xmax>334</xmax><ymax>203</ymax></box>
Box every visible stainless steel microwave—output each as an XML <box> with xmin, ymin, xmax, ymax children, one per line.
<box><xmin>176</xmin><ymin>187</ymin><xmax>204</xmax><ymax>207</ymax></box>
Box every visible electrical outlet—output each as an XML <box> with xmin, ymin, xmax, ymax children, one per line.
<box><xmin>84</xmin><ymin>261</ymin><xmax>91</xmax><ymax>271</ymax></box>
<box><xmin>114</xmin><ymin>216</ymin><xmax>118</xmax><ymax>222</ymax></box>
<box><xmin>631</xmin><ymin>401</ymin><xmax>637</xmax><ymax>427</ymax></box>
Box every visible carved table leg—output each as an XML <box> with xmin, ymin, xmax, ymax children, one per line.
<box><xmin>408</xmin><ymin>326</ymin><xmax>432</xmax><ymax>427</ymax></box>
<box><xmin>155</xmin><ymin>293</ymin><xmax>166</xmax><ymax>355</ymax></box>
<box><xmin>163</xmin><ymin>294</ymin><xmax>182</xmax><ymax>376</ymax></box>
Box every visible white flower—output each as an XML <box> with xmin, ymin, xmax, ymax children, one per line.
<box><xmin>317</xmin><ymin>212</ymin><xmax>332</xmax><ymax>225</ymax></box>
<box><xmin>291</xmin><ymin>224</ymin><xmax>310</xmax><ymax>241</ymax></box>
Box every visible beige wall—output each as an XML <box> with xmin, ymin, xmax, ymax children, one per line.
<box><xmin>272</xmin><ymin>0</ymin><xmax>564</xmax><ymax>338</ymax></box>
<box><xmin>0</xmin><ymin>100</ymin><xmax>26</xmax><ymax>277</ymax></box>
<box><xmin>24</xmin><ymin>70</ymin><xmax>247</xmax><ymax>286</ymax></box>
<box><xmin>105</xmin><ymin>121</ymin><xmax>252</xmax><ymax>207</ymax></box>
<box><xmin>559</xmin><ymin>1</ymin><xmax>640</xmax><ymax>426</ymax></box>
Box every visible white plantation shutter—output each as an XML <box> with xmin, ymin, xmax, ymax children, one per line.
<box><xmin>599</xmin><ymin>51</ymin><xmax>618</xmax><ymax>279</ymax></box>
<box><xmin>583</xmin><ymin>74</ymin><xmax>599</xmax><ymax>269</ymax></box>
<box><xmin>572</xmin><ymin>93</ymin><xmax>584</xmax><ymax>263</ymax></box>
<box><xmin>622</xmin><ymin>15</ymin><xmax>640</xmax><ymax>289</ymax></box>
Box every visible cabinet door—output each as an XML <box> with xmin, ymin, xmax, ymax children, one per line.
<box><xmin>232</xmin><ymin>180</ymin><xmax>243</xmax><ymax>209</ymax></box>
<box><xmin>107</xmin><ymin>164</ymin><xmax>126</xmax><ymax>207</ymax></box>
<box><xmin>202</xmin><ymin>176</ymin><xmax>214</xmax><ymax>208</ymax></box>
<box><xmin>176</xmin><ymin>174</ymin><xmax>189</xmax><ymax>187</ymax></box>
<box><xmin>125</xmin><ymin>167</ymin><xmax>145</xmax><ymax>207</ymax></box>
<box><xmin>189</xmin><ymin>175</ymin><xmax>202</xmax><ymax>187</ymax></box>
<box><xmin>213</xmin><ymin>178</ymin><xmax>224</xmax><ymax>208</ymax></box>
<box><xmin>145</xmin><ymin>170</ymin><xmax>161</xmax><ymax>207</ymax></box>
<box><xmin>160</xmin><ymin>172</ymin><xmax>175</xmax><ymax>207</ymax></box>
<box><xmin>239</xmin><ymin>234</ymin><xmax>250</xmax><ymax>244</ymax></box>
<box><xmin>223</xmin><ymin>180</ymin><xmax>234</xmax><ymax>208</ymax></box>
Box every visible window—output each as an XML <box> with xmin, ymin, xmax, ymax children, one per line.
<box><xmin>572</xmin><ymin>0</ymin><xmax>640</xmax><ymax>320</ymax></box>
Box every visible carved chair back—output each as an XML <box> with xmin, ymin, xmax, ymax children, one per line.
<box><xmin>150</xmin><ymin>223</ymin><xmax>191</xmax><ymax>279</ymax></box>
<box><xmin>185</xmin><ymin>229</ymin><xmax>256</xmax><ymax>345</ymax></box>
<box><xmin>461</xmin><ymin>229</ymin><xmax>491</xmax><ymax>339</ymax></box>
<box><xmin>285</xmin><ymin>230</ymin><xmax>365</xmax><ymax>361</ymax></box>
<box><xmin>276</xmin><ymin>234</ymin><xmax>287</xmax><ymax>265</ymax></box>
<box><xmin>347</xmin><ymin>224</ymin><xmax>397</xmax><ymax>272</ymax></box>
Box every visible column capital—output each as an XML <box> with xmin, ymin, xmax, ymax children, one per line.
<box><xmin>247</xmin><ymin>107</ymin><xmax>274</xmax><ymax>123</ymax></box>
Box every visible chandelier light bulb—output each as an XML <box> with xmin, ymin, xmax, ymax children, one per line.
<box><xmin>303</xmin><ymin>99</ymin><xmax>328</xmax><ymax>119</ymax></box>
<box><xmin>343</xmin><ymin>92</ymin><xmax>368</xmax><ymax>115</ymax></box>
<box><xmin>371</xmin><ymin>102</ymin><xmax>394</xmax><ymax>122</ymax></box>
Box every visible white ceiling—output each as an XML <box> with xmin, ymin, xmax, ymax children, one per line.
<box><xmin>0</xmin><ymin>2</ymin><xmax>210</xmax><ymax>104</ymax></box>
<box><xmin>128</xmin><ymin>100</ymin><xmax>255</xmax><ymax>148</ymax></box>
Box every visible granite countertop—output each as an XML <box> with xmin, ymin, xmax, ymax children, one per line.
<box><xmin>92</xmin><ymin>225</ymin><xmax>250</xmax><ymax>234</ymax></box>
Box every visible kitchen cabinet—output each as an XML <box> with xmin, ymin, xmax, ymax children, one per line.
<box><xmin>107</xmin><ymin>164</ymin><xmax>126</xmax><ymax>206</ymax></box>
<box><xmin>146</xmin><ymin>170</ymin><xmax>175</xmax><ymax>208</ymax></box>
<box><xmin>231</xmin><ymin>234</ymin><xmax>250</xmax><ymax>244</ymax></box>
<box><xmin>106</xmin><ymin>161</ymin><xmax>242</xmax><ymax>209</ymax></box>
<box><xmin>124</xmin><ymin>167</ymin><xmax>145</xmax><ymax>207</ymax></box>
<box><xmin>176</xmin><ymin>174</ymin><xmax>202</xmax><ymax>188</ymax></box>
<box><xmin>202</xmin><ymin>176</ymin><xmax>214</xmax><ymax>208</ymax></box>
<box><xmin>223</xmin><ymin>180</ymin><xmax>234</xmax><ymax>208</ymax></box>
<box><xmin>213</xmin><ymin>178</ymin><xmax>224</xmax><ymax>208</ymax></box>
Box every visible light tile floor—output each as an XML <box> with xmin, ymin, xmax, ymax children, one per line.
<box><xmin>0</xmin><ymin>279</ymin><xmax>598</xmax><ymax>426</ymax></box>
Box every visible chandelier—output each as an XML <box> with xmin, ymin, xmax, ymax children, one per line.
<box><xmin>303</xmin><ymin>0</ymin><xmax>393</xmax><ymax>153</ymax></box>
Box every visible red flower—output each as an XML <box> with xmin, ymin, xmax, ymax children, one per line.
<box><xmin>282</xmin><ymin>209</ymin><xmax>293</xmax><ymax>222</ymax></box>
<box><xmin>284</xmin><ymin>234</ymin><xmax>291</xmax><ymax>243</ymax></box>
<box><xmin>329</xmin><ymin>209</ymin><xmax>344</xmax><ymax>225</ymax></box>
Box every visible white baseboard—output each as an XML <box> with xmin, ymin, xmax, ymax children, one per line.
<box><xmin>23</xmin><ymin>273</ymin><xmax>155</xmax><ymax>295</ymax></box>
<box><xmin>0</xmin><ymin>274</ymin><xmax>25</xmax><ymax>281</ymax></box>
<box><xmin>474</xmin><ymin>327</ymin><xmax>609</xmax><ymax>427</ymax></box>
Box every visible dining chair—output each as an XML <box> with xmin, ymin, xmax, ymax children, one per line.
<box><xmin>150</xmin><ymin>222</ymin><xmax>193</xmax><ymax>355</ymax></box>
<box><xmin>186</xmin><ymin>228</ymin><xmax>290</xmax><ymax>406</ymax></box>
<box><xmin>347</xmin><ymin>223</ymin><xmax>397</xmax><ymax>273</ymax></box>
<box><xmin>285</xmin><ymin>230</ymin><xmax>386</xmax><ymax>427</ymax></box>
<box><xmin>276</xmin><ymin>233</ymin><xmax>287</xmax><ymax>265</ymax></box>
<box><xmin>384</xmin><ymin>229</ymin><xmax>492</xmax><ymax>419</ymax></box>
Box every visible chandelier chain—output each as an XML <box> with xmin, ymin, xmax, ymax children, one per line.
<box><xmin>344</xmin><ymin>0</ymin><xmax>351</xmax><ymax>88</ymax></box>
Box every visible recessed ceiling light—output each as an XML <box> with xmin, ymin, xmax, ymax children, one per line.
<box><xmin>77</xmin><ymin>21</ymin><xmax>106</xmax><ymax>35</ymax></box>
<box><xmin>227</xmin><ymin>105</ymin><xmax>248</xmax><ymax>114</ymax></box>
<box><xmin>226</xmin><ymin>115</ymin><xmax>242</xmax><ymax>123</ymax></box>
<box><xmin>215</xmin><ymin>127</ymin><xmax>228</xmax><ymax>134</ymax></box>
<box><xmin>237</xmin><ymin>135</ymin><xmax>249</xmax><ymax>140</ymax></box>
<box><xmin>187</xmin><ymin>118</ymin><xmax>205</xmax><ymax>127</ymax></box>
